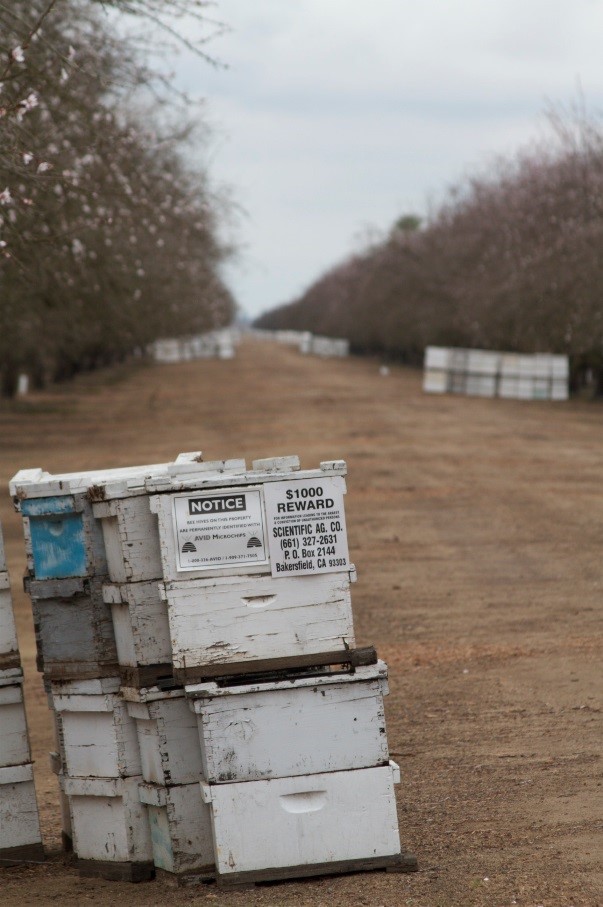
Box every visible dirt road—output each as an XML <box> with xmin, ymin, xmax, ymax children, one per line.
<box><xmin>0</xmin><ymin>339</ymin><xmax>601</xmax><ymax>906</ymax></box>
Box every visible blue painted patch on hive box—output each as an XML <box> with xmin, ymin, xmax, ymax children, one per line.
<box><xmin>22</xmin><ymin>496</ymin><xmax>87</xmax><ymax>578</ymax></box>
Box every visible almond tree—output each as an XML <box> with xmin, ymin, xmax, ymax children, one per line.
<box><xmin>0</xmin><ymin>0</ymin><xmax>234</xmax><ymax>394</ymax></box>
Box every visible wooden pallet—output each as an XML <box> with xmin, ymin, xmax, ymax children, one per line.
<box><xmin>0</xmin><ymin>842</ymin><xmax>45</xmax><ymax>867</ymax></box>
<box><xmin>155</xmin><ymin>866</ymin><xmax>215</xmax><ymax>888</ymax></box>
<box><xmin>76</xmin><ymin>858</ymin><xmax>155</xmax><ymax>882</ymax></box>
<box><xmin>174</xmin><ymin>645</ymin><xmax>377</xmax><ymax>685</ymax></box>
<box><xmin>216</xmin><ymin>852</ymin><xmax>418</xmax><ymax>888</ymax></box>
<box><xmin>0</xmin><ymin>652</ymin><xmax>21</xmax><ymax>673</ymax></box>
<box><xmin>119</xmin><ymin>663</ymin><xmax>175</xmax><ymax>690</ymax></box>
<box><xmin>41</xmin><ymin>662</ymin><xmax>120</xmax><ymax>683</ymax></box>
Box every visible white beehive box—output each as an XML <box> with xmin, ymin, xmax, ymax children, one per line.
<box><xmin>50</xmin><ymin>678</ymin><xmax>141</xmax><ymax>779</ymax></box>
<box><xmin>92</xmin><ymin>495</ymin><xmax>162</xmax><ymax>583</ymax></box>
<box><xmin>448</xmin><ymin>371</ymin><xmax>467</xmax><ymax>394</ymax></box>
<box><xmin>0</xmin><ymin>523</ymin><xmax>5</xmax><ymax>572</ymax></box>
<box><xmin>0</xmin><ymin>763</ymin><xmax>44</xmax><ymax>864</ymax></box>
<box><xmin>0</xmin><ymin>571</ymin><xmax>20</xmax><ymax>674</ymax></box>
<box><xmin>201</xmin><ymin>762</ymin><xmax>401</xmax><ymax>883</ymax></box>
<box><xmin>62</xmin><ymin>774</ymin><xmax>153</xmax><ymax>878</ymax></box>
<box><xmin>310</xmin><ymin>336</ymin><xmax>349</xmax><ymax>357</ymax></box>
<box><xmin>138</xmin><ymin>781</ymin><xmax>214</xmax><ymax>876</ymax></box>
<box><xmin>466</xmin><ymin>349</ymin><xmax>499</xmax><ymax>376</ymax></box>
<box><xmin>26</xmin><ymin>577</ymin><xmax>118</xmax><ymax>680</ymax></box>
<box><xmin>0</xmin><ymin>680</ymin><xmax>33</xmax><ymax>769</ymax></box>
<box><xmin>91</xmin><ymin>458</ymin><xmax>247</xmax><ymax>583</ymax></box>
<box><xmin>163</xmin><ymin>570</ymin><xmax>355</xmax><ymax>683</ymax></box>
<box><xmin>148</xmin><ymin>457</ymin><xmax>348</xmax><ymax>583</ymax></box>
<box><xmin>102</xmin><ymin>581</ymin><xmax>172</xmax><ymax>686</ymax></box>
<box><xmin>465</xmin><ymin>374</ymin><xmax>496</xmax><ymax>397</ymax></box>
<box><xmin>424</xmin><ymin>346</ymin><xmax>450</xmax><ymax>371</ymax></box>
<box><xmin>500</xmin><ymin>353</ymin><xmax>521</xmax><ymax>378</ymax></box>
<box><xmin>532</xmin><ymin>377</ymin><xmax>550</xmax><ymax>400</ymax></box>
<box><xmin>532</xmin><ymin>355</ymin><xmax>551</xmax><ymax>379</ymax></box>
<box><xmin>123</xmin><ymin>687</ymin><xmax>203</xmax><ymax>786</ymax></box>
<box><xmin>552</xmin><ymin>379</ymin><xmax>569</xmax><ymax>401</ymax></box>
<box><xmin>187</xmin><ymin>662</ymin><xmax>390</xmax><ymax>783</ymax></box>
<box><xmin>498</xmin><ymin>375</ymin><xmax>518</xmax><ymax>399</ymax></box>
<box><xmin>449</xmin><ymin>348</ymin><xmax>469</xmax><ymax>373</ymax></box>
<box><xmin>422</xmin><ymin>370</ymin><xmax>447</xmax><ymax>394</ymax></box>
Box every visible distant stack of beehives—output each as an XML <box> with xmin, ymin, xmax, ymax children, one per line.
<box><xmin>423</xmin><ymin>346</ymin><xmax>569</xmax><ymax>400</ymax></box>
<box><xmin>149</xmin><ymin>329</ymin><xmax>237</xmax><ymax>363</ymax></box>
<box><xmin>11</xmin><ymin>454</ymin><xmax>416</xmax><ymax>887</ymax></box>
<box><xmin>249</xmin><ymin>329</ymin><xmax>350</xmax><ymax>358</ymax></box>
<box><xmin>0</xmin><ymin>521</ymin><xmax>44</xmax><ymax>868</ymax></box>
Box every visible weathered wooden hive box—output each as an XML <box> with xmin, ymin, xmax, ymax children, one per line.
<box><xmin>26</xmin><ymin>576</ymin><xmax>118</xmax><ymax>680</ymax></box>
<box><xmin>90</xmin><ymin>456</ymin><xmax>246</xmax><ymax>584</ymax></box>
<box><xmin>49</xmin><ymin>676</ymin><xmax>141</xmax><ymax>779</ymax></box>
<box><xmin>102</xmin><ymin>580</ymin><xmax>172</xmax><ymax>687</ymax></box>
<box><xmin>146</xmin><ymin>456</ymin><xmax>356</xmax><ymax>682</ymax></box>
<box><xmin>0</xmin><ymin>762</ymin><xmax>44</xmax><ymax>865</ymax></box>
<box><xmin>61</xmin><ymin>774</ymin><xmax>153</xmax><ymax>881</ymax></box>
<box><xmin>162</xmin><ymin>571</ymin><xmax>356</xmax><ymax>683</ymax></box>
<box><xmin>0</xmin><ymin>677</ymin><xmax>34</xmax><ymax>769</ymax></box>
<box><xmin>10</xmin><ymin>478</ymin><xmax>107</xmax><ymax>582</ymax></box>
<box><xmin>0</xmin><ymin>570</ymin><xmax>21</xmax><ymax>675</ymax></box>
<box><xmin>186</xmin><ymin>662</ymin><xmax>390</xmax><ymax>784</ymax></box>
<box><xmin>138</xmin><ymin>780</ymin><xmax>214</xmax><ymax>877</ymax></box>
<box><xmin>0</xmin><ymin>532</ymin><xmax>44</xmax><ymax>866</ymax></box>
<box><xmin>122</xmin><ymin>686</ymin><xmax>203</xmax><ymax>787</ymax></box>
<box><xmin>122</xmin><ymin>686</ymin><xmax>213</xmax><ymax>879</ymax></box>
<box><xmin>201</xmin><ymin>761</ymin><xmax>402</xmax><ymax>884</ymax></box>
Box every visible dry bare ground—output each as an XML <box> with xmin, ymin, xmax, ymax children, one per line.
<box><xmin>0</xmin><ymin>338</ymin><xmax>601</xmax><ymax>907</ymax></box>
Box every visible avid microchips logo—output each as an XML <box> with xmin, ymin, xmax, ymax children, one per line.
<box><xmin>188</xmin><ymin>494</ymin><xmax>247</xmax><ymax>515</ymax></box>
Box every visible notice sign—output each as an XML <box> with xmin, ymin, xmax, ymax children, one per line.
<box><xmin>263</xmin><ymin>477</ymin><xmax>350</xmax><ymax>577</ymax></box>
<box><xmin>173</xmin><ymin>489</ymin><xmax>268</xmax><ymax>571</ymax></box>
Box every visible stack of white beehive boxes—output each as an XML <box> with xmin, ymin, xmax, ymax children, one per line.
<box><xmin>12</xmin><ymin>453</ymin><xmax>416</xmax><ymax>887</ymax></box>
<box><xmin>0</xmin><ymin>521</ymin><xmax>44</xmax><ymax>867</ymax></box>
<box><xmin>10</xmin><ymin>460</ymin><xmax>190</xmax><ymax>880</ymax></box>
<box><xmin>423</xmin><ymin>346</ymin><xmax>570</xmax><ymax>400</ymax></box>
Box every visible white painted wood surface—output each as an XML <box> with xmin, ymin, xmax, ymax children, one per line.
<box><xmin>187</xmin><ymin>663</ymin><xmax>389</xmax><ymax>783</ymax></box>
<box><xmin>0</xmin><ymin>667</ymin><xmax>24</xmax><ymax>685</ymax></box>
<box><xmin>0</xmin><ymin>682</ymin><xmax>32</xmax><ymax>768</ymax></box>
<box><xmin>201</xmin><ymin>762</ymin><xmax>401</xmax><ymax>876</ymax></box>
<box><xmin>50</xmin><ymin>685</ymin><xmax>141</xmax><ymax>779</ymax></box>
<box><xmin>9</xmin><ymin>452</ymin><xmax>205</xmax><ymax>500</ymax></box>
<box><xmin>149</xmin><ymin>460</ymin><xmax>348</xmax><ymax>583</ymax></box>
<box><xmin>123</xmin><ymin>691</ymin><xmax>203</xmax><ymax>786</ymax></box>
<box><xmin>0</xmin><ymin>524</ymin><xmax>5</xmax><ymax>572</ymax></box>
<box><xmin>93</xmin><ymin>497</ymin><xmax>162</xmax><ymax>583</ymax></box>
<box><xmin>164</xmin><ymin>571</ymin><xmax>355</xmax><ymax>672</ymax></box>
<box><xmin>49</xmin><ymin>676</ymin><xmax>120</xmax><ymax>696</ymax></box>
<box><xmin>138</xmin><ymin>781</ymin><xmax>214</xmax><ymax>874</ymax></box>
<box><xmin>0</xmin><ymin>575</ymin><xmax>19</xmax><ymax>662</ymax></box>
<box><xmin>0</xmin><ymin>763</ymin><xmax>43</xmax><ymax>851</ymax></box>
<box><xmin>103</xmin><ymin>581</ymin><xmax>171</xmax><ymax>668</ymax></box>
<box><xmin>63</xmin><ymin>775</ymin><xmax>152</xmax><ymax>863</ymax></box>
<box><xmin>422</xmin><ymin>370</ymin><xmax>447</xmax><ymax>394</ymax></box>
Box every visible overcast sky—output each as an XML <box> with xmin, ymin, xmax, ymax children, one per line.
<box><xmin>172</xmin><ymin>0</ymin><xmax>603</xmax><ymax>320</ymax></box>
